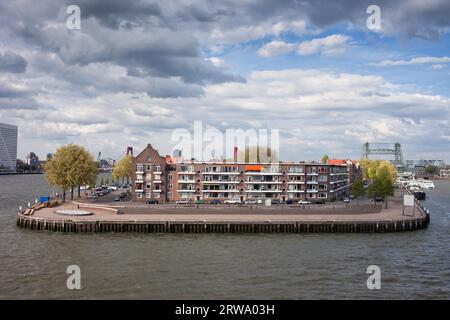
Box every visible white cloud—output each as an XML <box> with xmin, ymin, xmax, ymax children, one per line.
<box><xmin>206</xmin><ymin>57</ymin><xmax>226</xmax><ymax>68</ymax></box>
<box><xmin>257</xmin><ymin>41</ymin><xmax>296</xmax><ymax>58</ymax></box>
<box><xmin>297</xmin><ymin>34</ymin><xmax>350</xmax><ymax>56</ymax></box>
<box><xmin>209</xmin><ymin>20</ymin><xmax>310</xmax><ymax>45</ymax></box>
<box><xmin>3</xmin><ymin>63</ymin><xmax>450</xmax><ymax>161</ymax></box>
<box><xmin>374</xmin><ymin>56</ymin><xmax>450</xmax><ymax>66</ymax></box>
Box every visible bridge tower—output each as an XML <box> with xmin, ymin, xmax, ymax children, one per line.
<box><xmin>362</xmin><ymin>142</ymin><xmax>404</xmax><ymax>167</ymax></box>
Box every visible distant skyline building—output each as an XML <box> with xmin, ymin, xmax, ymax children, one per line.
<box><xmin>25</xmin><ymin>152</ymin><xmax>40</xmax><ymax>170</ymax></box>
<box><xmin>0</xmin><ymin>123</ymin><xmax>18</xmax><ymax>172</ymax></box>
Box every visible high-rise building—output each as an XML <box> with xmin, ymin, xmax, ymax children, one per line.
<box><xmin>0</xmin><ymin>123</ymin><xmax>18</xmax><ymax>173</ymax></box>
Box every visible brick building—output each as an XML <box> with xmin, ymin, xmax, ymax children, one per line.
<box><xmin>132</xmin><ymin>144</ymin><xmax>353</xmax><ymax>203</ymax></box>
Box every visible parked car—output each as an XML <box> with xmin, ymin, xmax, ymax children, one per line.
<box><xmin>271</xmin><ymin>199</ymin><xmax>281</xmax><ymax>205</ymax></box>
<box><xmin>195</xmin><ymin>199</ymin><xmax>205</xmax><ymax>204</ymax></box>
<box><xmin>285</xmin><ymin>199</ymin><xmax>294</xmax><ymax>205</ymax></box>
<box><xmin>113</xmin><ymin>196</ymin><xmax>121</xmax><ymax>201</ymax></box>
<box><xmin>224</xmin><ymin>198</ymin><xmax>241</xmax><ymax>204</ymax></box>
<box><xmin>374</xmin><ymin>197</ymin><xmax>384</xmax><ymax>202</ymax></box>
<box><xmin>176</xmin><ymin>199</ymin><xmax>190</xmax><ymax>205</ymax></box>
<box><xmin>88</xmin><ymin>194</ymin><xmax>98</xmax><ymax>200</ymax></box>
<box><xmin>343</xmin><ymin>197</ymin><xmax>350</xmax><ymax>203</ymax></box>
<box><xmin>349</xmin><ymin>194</ymin><xmax>355</xmax><ymax>199</ymax></box>
<box><xmin>298</xmin><ymin>200</ymin><xmax>311</xmax><ymax>205</ymax></box>
<box><xmin>244</xmin><ymin>199</ymin><xmax>258</xmax><ymax>205</ymax></box>
<box><xmin>210</xmin><ymin>199</ymin><xmax>221</xmax><ymax>205</ymax></box>
<box><xmin>146</xmin><ymin>199</ymin><xmax>159</xmax><ymax>204</ymax></box>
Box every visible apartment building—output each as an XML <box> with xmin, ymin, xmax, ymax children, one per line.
<box><xmin>132</xmin><ymin>144</ymin><xmax>352</xmax><ymax>203</ymax></box>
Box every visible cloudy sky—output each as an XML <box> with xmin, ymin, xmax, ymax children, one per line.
<box><xmin>1</xmin><ymin>0</ymin><xmax>449</xmax><ymax>162</ymax></box>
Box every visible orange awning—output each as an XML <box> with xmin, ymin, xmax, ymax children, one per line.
<box><xmin>245</xmin><ymin>165</ymin><xmax>263</xmax><ymax>172</ymax></box>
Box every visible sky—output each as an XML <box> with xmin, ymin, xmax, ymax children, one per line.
<box><xmin>0</xmin><ymin>0</ymin><xmax>449</xmax><ymax>162</ymax></box>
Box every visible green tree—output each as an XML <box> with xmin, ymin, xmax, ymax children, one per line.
<box><xmin>424</xmin><ymin>165</ymin><xmax>438</xmax><ymax>176</ymax></box>
<box><xmin>321</xmin><ymin>154</ymin><xmax>329</xmax><ymax>164</ymax></box>
<box><xmin>367</xmin><ymin>166</ymin><xmax>394</xmax><ymax>209</ymax></box>
<box><xmin>45</xmin><ymin>144</ymin><xmax>97</xmax><ymax>202</ymax></box>
<box><xmin>113</xmin><ymin>155</ymin><xmax>133</xmax><ymax>183</ymax></box>
<box><xmin>351</xmin><ymin>179</ymin><xmax>365</xmax><ymax>205</ymax></box>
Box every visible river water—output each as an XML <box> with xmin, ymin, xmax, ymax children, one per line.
<box><xmin>0</xmin><ymin>174</ymin><xmax>449</xmax><ymax>299</ymax></box>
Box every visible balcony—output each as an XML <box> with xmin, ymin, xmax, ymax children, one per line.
<box><xmin>246</xmin><ymin>189</ymin><xmax>281</xmax><ymax>192</ymax></box>
<box><xmin>202</xmin><ymin>190</ymin><xmax>239</xmax><ymax>193</ymax></box>
<box><xmin>244</xmin><ymin>172</ymin><xmax>282</xmax><ymax>175</ymax></box>
<box><xmin>287</xmin><ymin>190</ymin><xmax>305</xmax><ymax>192</ymax></box>
<box><xmin>306</xmin><ymin>181</ymin><xmax>318</xmax><ymax>184</ymax></box>
<box><xmin>330</xmin><ymin>179</ymin><xmax>348</xmax><ymax>184</ymax></box>
<box><xmin>202</xmin><ymin>180</ymin><xmax>239</xmax><ymax>184</ymax></box>
<box><xmin>306</xmin><ymin>189</ymin><xmax>318</xmax><ymax>193</ymax></box>
<box><xmin>202</xmin><ymin>171</ymin><xmax>240</xmax><ymax>175</ymax></box>
<box><xmin>178</xmin><ymin>179</ymin><xmax>196</xmax><ymax>183</ymax></box>
<box><xmin>330</xmin><ymin>172</ymin><xmax>348</xmax><ymax>176</ymax></box>
<box><xmin>177</xmin><ymin>189</ymin><xmax>195</xmax><ymax>192</ymax></box>
<box><xmin>287</xmin><ymin>181</ymin><xmax>304</xmax><ymax>184</ymax></box>
<box><xmin>178</xmin><ymin>171</ymin><xmax>196</xmax><ymax>175</ymax></box>
<box><xmin>246</xmin><ymin>181</ymin><xmax>282</xmax><ymax>184</ymax></box>
<box><xmin>135</xmin><ymin>189</ymin><xmax>144</xmax><ymax>193</ymax></box>
<box><xmin>135</xmin><ymin>179</ymin><xmax>144</xmax><ymax>184</ymax></box>
<box><xmin>306</xmin><ymin>172</ymin><xmax>318</xmax><ymax>176</ymax></box>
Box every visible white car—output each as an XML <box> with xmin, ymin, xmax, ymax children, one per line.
<box><xmin>244</xmin><ymin>199</ymin><xmax>258</xmax><ymax>205</ymax></box>
<box><xmin>176</xmin><ymin>199</ymin><xmax>190</xmax><ymax>205</ymax></box>
<box><xmin>298</xmin><ymin>200</ymin><xmax>311</xmax><ymax>205</ymax></box>
<box><xmin>224</xmin><ymin>198</ymin><xmax>241</xmax><ymax>204</ymax></box>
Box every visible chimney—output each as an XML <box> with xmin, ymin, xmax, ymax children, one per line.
<box><xmin>233</xmin><ymin>146</ymin><xmax>238</xmax><ymax>162</ymax></box>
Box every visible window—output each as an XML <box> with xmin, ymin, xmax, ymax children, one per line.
<box><xmin>168</xmin><ymin>174</ymin><xmax>173</xmax><ymax>181</ymax></box>
<box><xmin>154</xmin><ymin>193</ymin><xmax>160</xmax><ymax>199</ymax></box>
<box><xmin>154</xmin><ymin>165</ymin><xmax>161</xmax><ymax>172</ymax></box>
<box><xmin>168</xmin><ymin>191</ymin><xmax>173</xmax><ymax>198</ymax></box>
<box><xmin>136</xmin><ymin>164</ymin><xmax>143</xmax><ymax>172</ymax></box>
<box><xmin>137</xmin><ymin>193</ymin><xmax>142</xmax><ymax>198</ymax></box>
<box><xmin>146</xmin><ymin>183</ymin><xmax>151</xmax><ymax>189</ymax></box>
<box><xmin>145</xmin><ymin>165</ymin><xmax>151</xmax><ymax>171</ymax></box>
<box><xmin>154</xmin><ymin>174</ymin><xmax>161</xmax><ymax>181</ymax></box>
<box><xmin>146</xmin><ymin>192</ymin><xmax>152</xmax><ymax>198</ymax></box>
<box><xmin>168</xmin><ymin>184</ymin><xmax>173</xmax><ymax>189</ymax></box>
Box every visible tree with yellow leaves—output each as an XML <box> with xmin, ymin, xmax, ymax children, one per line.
<box><xmin>112</xmin><ymin>155</ymin><xmax>133</xmax><ymax>184</ymax></box>
<box><xmin>45</xmin><ymin>144</ymin><xmax>98</xmax><ymax>202</ymax></box>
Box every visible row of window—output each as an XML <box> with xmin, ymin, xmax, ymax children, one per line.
<box><xmin>136</xmin><ymin>164</ymin><xmax>161</xmax><ymax>172</ymax></box>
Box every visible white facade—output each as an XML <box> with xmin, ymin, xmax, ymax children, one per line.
<box><xmin>0</xmin><ymin>123</ymin><xmax>18</xmax><ymax>172</ymax></box>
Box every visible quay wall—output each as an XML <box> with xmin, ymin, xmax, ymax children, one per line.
<box><xmin>16</xmin><ymin>213</ymin><xmax>429</xmax><ymax>234</ymax></box>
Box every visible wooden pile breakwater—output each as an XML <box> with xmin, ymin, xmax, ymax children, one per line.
<box><xmin>16</xmin><ymin>214</ymin><xmax>429</xmax><ymax>234</ymax></box>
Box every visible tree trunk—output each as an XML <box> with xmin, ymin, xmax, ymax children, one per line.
<box><xmin>70</xmin><ymin>187</ymin><xmax>74</xmax><ymax>200</ymax></box>
<box><xmin>77</xmin><ymin>186</ymin><xmax>81</xmax><ymax>198</ymax></box>
<box><xmin>62</xmin><ymin>189</ymin><xmax>66</xmax><ymax>203</ymax></box>
<box><xmin>384</xmin><ymin>197</ymin><xmax>388</xmax><ymax>209</ymax></box>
